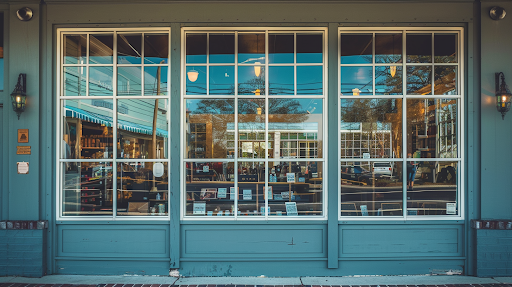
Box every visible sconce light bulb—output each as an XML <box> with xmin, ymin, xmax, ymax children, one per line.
<box><xmin>16</xmin><ymin>96</ymin><xmax>21</xmax><ymax>103</ymax></box>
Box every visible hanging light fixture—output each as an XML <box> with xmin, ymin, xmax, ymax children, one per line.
<box><xmin>11</xmin><ymin>73</ymin><xmax>27</xmax><ymax>120</ymax></box>
<box><xmin>187</xmin><ymin>69</ymin><xmax>199</xmax><ymax>82</ymax></box>
<box><xmin>390</xmin><ymin>66</ymin><xmax>397</xmax><ymax>78</ymax></box>
<box><xmin>495</xmin><ymin>72</ymin><xmax>512</xmax><ymax>120</ymax></box>
<box><xmin>254</xmin><ymin>62</ymin><xmax>261</xmax><ymax>77</ymax></box>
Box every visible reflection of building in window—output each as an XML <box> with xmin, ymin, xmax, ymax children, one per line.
<box><xmin>340</xmin><ymin>122</ymin><xmax>392</xmax><ymax>159</ymax></box>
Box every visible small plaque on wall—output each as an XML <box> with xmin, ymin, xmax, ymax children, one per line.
<box><xmin>17</xmin><ymin>146</ymin><xmax>31</xmax><ymax>155</ymax></box>
<box><xmin>18</xmin><ymin>129</ymin><xmax>28</xmax><ymax>143</ymax></box>
<box><xmin>17</xmin><ymin>162</ymin><xmax>29</xmax><ymax>174</ymax></box>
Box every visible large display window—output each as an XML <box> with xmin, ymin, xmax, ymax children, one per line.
<box><xmin>182</xmin><ymin>28</ymin><xmax>326</xmax><ymax>219</ymax></box>
<box><xmin>57</xmin><ymin>28</ymin><xmax>171</xmax><ymax>218</ymax></box>
<box><xmin>339</xmin><ymin>28</ymin><xmax>462</xmax><ymax>218</ymax></box>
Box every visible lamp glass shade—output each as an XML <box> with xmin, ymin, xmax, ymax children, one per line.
<box><xmin>187</xmin><ymin>70</ymin><xmax>199</xmax><ymax>82</ymax></box>
<box><xmin>11</xmin><ymin>92</ymin><xmax>27</xmax><ymax>114</ymax></box>
<box><xmin>254</xmin><ymin>62</ymin><xmax>261</xmax><ymax>77</ymax></box>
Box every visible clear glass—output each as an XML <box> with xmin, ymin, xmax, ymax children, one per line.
<box><xmin>209</xmin><ymin>33</ymin><xmax>235</xmax><ymax>63</ymax></box>
<box><xmin>268</xmin><ymin>161</ymin><xmax>323</xmax><ymax>216</ymax></box>
<box><xmin>406</xmin><ymin>66</ymin><xmax>432</xmax><ymax>95</ymax></box>
<box><xmin>296</xmin><ymin>33</ymin><xmax>323</xmax><ymax>63</ymax></box>
<box><xmin>239</xmin><ymin>99</ymin><xmax>266</xmax><ymax>159</ymax></box>
<box><xmin>144</xmin><ymin>34</ymin><xmax>169</xmax><ymax>64</ymax></box>
<box><xmin>62</xmin><ymin>162</ymin><xmax>113</xmax><ymax>216</ymax></box>
<box><xmin>340</xmin><ymin>66</ymin><xmax>372</xmax><ymax>96</ymax></box>
<box><xmin>238</xmin><ymin>161</ymin><xmax>265</xmax><ymax>217</ymax></box>
<box><xmin>434</xmin><ymin>66</ymin><xmax>457</xmax><ymax>95</ymax></box>
<box><xmin>89</xmin><ymin>34</ymin><xmax>113</xmax><ymax>64</ymax></box>
<box><xmin>434</xmin><ymin>34</ymin><xmax>458</xmax><ymax>63</ymax></box>
<box><xmin>375</xmin><ymin>33</ymin><xmax>402</xmax><ymax>63</ymax></box>
<box><xmin>375</xmin><ymin>66</ymin><xmax>402</xmax><ymax>95</ymax></box>
<box><xmin>238</xmin><ymin>33</ymin><xmax>265</xmax><ymax>64</ymax></box>
<box><xmin>209</xmin><ymin>66</ymin><xmax>235</xmax><ymax>95</ymax></box>
<box><xmin>89</xmin><ymin>66</ymin><xmax>114</xmax><ymax>96</ymax></box>
<box><xmin>117</xmin><ymin>34</ymin><xmax>142</xmax><ymax>64</ymax></box>
<box><xmin>340</xmin><ymin>34</ymin><xmax>372</xmax><ymax>64</ymax></box>
<box><xmin>406</xmin><ymin>98</ymin><xmax>457</xmax><ymax>158</ymax></box>
<box><xmin>185</xmin><ymin>99</ymin><xmax>235</xmax><ymax>159</ymax></box>
<box><xmin>63</xmin><ymin>67</ymin><xmax>87</xmax><ymax>96</ymax></box>
<box><xmin>186</xmin><ymin>33</ymin><xmax>207</xmax><ymax>64</ymax></box>
<box><xmin>186</xmin><ymin>66</ymin><xmax>207</xmax><ymax>95</ymax></box>
<box><xmin>269</xmin><ymin>66</ymin><xmax>294</xmax><ymax>95</ymax></box>
<box><xmin>117</xmin><ymin>161</ymin><xmax>168</xmax><ymax>216</ymax></box>
<box><xmin>62</xmin><ymin>99</ymin><xmax>114</xmax><ymax>160</ymax></box>
<box><xmin>117</xmin><ymin>66</ymin><xmax>141</xmax><ymax>96</ymax></box>
<box><xmin>238</xmin><ymin>66</ymin><xmax>265</xmax><ymax>95</ymax></box>
<box><xmin>144</xmin><ymin>66</ymin><xmax>168</xmax><ymax>96</ymax></box>
<box><xmin>64</xmin><ymin>34</ymin><xmax>87</xmax><ymax>64</ymax></box>
<box><xmin>341</xmin><ymin>161</ymin><xmax>403</xmax><ymax>216</ymax></box>
<box><xmin>406</xmin><ymin>161</ymin><xmax>458</xmax><ymax>216</ymax></box>
<box><xmin>268</xmin><ymin>34</ymin><xmax>294</xmax><ymax>64</ymax></box>
<box><xmin>269</xmin><ymin>98</ymin><xmax>323</xmax><ymax>159</ymax></box>
<box><xmin>297</xmin><ymin>66</ymin><xmax>323</xmax><ymax>95</ymax></box>
<box><xmin>340</xmin><ymin>99</ymin><xmax>402</xmax><ymax>158</ymax></box>
<box><xmin>406</xmin><ymin>34</ymin><xmax>432</xmax><ymax>63</ymax></box>
<box><xmin>185</xmin><ymin>161</ymin><xmax>235</xmax><ymax>216</ymax></box>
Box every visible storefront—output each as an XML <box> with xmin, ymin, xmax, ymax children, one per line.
<box><xmin>1</xmin><ymin>0</ymin><xmax>511</xmax><ymax>278</ymax></box>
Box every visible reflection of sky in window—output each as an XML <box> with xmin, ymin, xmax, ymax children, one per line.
<box><xmin>269</xmin><ymin>66</ymin><xmax>294</xmax><ymax>95</ymax></box>
<box><xmin>118</xmin><ymin>67</ymin><xmax>141</xmax><ymax>96</ymax></box>
<box><xmin>375</xmin><ymin>66</ymin><xmax>402</xmax><ymax>95</ymax></box>
<box><xmin>239</xmin><ymin>54</ymin><xmax>265</xmax><ymax>64</ymax></box>
<box><xmin>270</xmin><ymin>98</ymin><xmax>322</xmax><ymax>114</ymax></box>
<box><xmin>186</xmin><ymin>66</ymin><xmax>207</xmax><ymax>95</ymax></box>
<box><xmin>186</xmin><ymin>99</ymin><xmax>235</xmax><ymax>114</ymax></box>
<box><xmin>340</xmin><ymin>66</ymin><xmax>372</xmax><ymax>95</ymax></box>
<box><xmin>297</xmin><ymin>66</ymin><xmax>322</xmax><ymax>95</ymax></box>
<box><xmin>64</xmin><ymin>67</ymin><xmax>86</xmax><ymax>96</ymax></box>
<box><xmin>89</xmin><ymin>66</ymin><xmax>113</xmax><ymax>96</ymax></box>
<box><xmin>209</xmin><ymin>66</ymin><xmax>235</xmax><ymax>95</ymax></box>
<box><xmin>144</xmin><ymin>66</ymin><xmax>168</xmax><ymax>95</ymax></box>
<box><xmin>238</xmin><ymin>66</ymin><xmax>265</xmax><ymax>95</ymax></box>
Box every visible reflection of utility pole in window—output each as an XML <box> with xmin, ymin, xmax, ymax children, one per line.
<box><xmin>151</xmin><ymin>61</ymin><xmax>166</xmax><ymax>190</ymax></box>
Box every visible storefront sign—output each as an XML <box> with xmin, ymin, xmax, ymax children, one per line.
<box><xmin>17</xmin><ymin>146</ymin><xmax>31</xmax><ymax>155</ymax></box>
<box><xmin>18</xmin><ymin>129</ymin><xmax>28</xmax><ymax>143</ymax></box>
<box><xmin>17</xmin><ymin>162</ymin><xmax>29</xmax><ymax>174</ymax></box>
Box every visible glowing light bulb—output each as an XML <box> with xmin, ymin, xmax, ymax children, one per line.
<box><xmin>254</xmin><ymin>62</ymin><xmax>261</xmax><ymax>77</ymax></box>
<box><xmin>390</xmin><ymin>66</ymin><xmax>397</xmax><ymax>77</ymax></box>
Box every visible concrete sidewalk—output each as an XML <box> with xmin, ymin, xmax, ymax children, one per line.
<box><xmin>1</xmin><ymin>275</ymin><xmax>512</xmax><ymax>286</ymax></box>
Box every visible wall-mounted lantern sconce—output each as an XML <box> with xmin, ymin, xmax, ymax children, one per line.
<box><xmin>490</xmin><ymin>6</ymin><xmax>506</xmax><ymax>20</ymax></box>
<box><xmin>495</xmin><ymin>72</ymin><xmax>512</xmax><ymax>120</ymax></box>
<box><xmin>11</xmin><ymin>74</ymin><xmax>27</xmax><ymax>120</ymax></box>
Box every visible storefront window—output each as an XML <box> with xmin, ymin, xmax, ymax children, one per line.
<box><xmin>183</xmin><ymin>28</ymin><xmax>326</xmax><ymax>219</ymax></box>
<box><xmin>339</xmin><ymin>29</ymin><xmax>462</xmax><ymax>218</ymax></box>
<box><xmin>59</xmin><ymin>29</ymin><xmax>170</xmax><ymax>218</ymax></box>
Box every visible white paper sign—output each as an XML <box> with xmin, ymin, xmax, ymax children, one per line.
<box><xmin>243</xmin><ymin>189</ymin><xmax>252</xmax><ymax>200</ymax></box>
<box><xmin>193</xmin><ymin>201</ymin><xmax>206</xmax><ymax>215</ymax></box>
<box><xmin>203</xmin><ymin>165</ymin><xmax>209</xmax><ymax>173</ymax></box>
<box><xmin>153</xmin><ymin>163</ymin><xmax>164</xmax><ymax>177</ymax></box>
<box><xmin>217</xmin><ymin>188</ymin><xmax>227</xmax><ymax>198</ymax></box>
<box><xmin>285</xmin><ymin>202</ymin><xmax>298</xmax><ymax>216</ymax></box>
<box><xmin>287</xmin><ymin>173</ymin><xmax>295</xmax><ymax>182</ymax></box>
<box><xmin>446</xmin><ymin>202</ymin><xmax>457</xmax><ymax>215</ymax></box>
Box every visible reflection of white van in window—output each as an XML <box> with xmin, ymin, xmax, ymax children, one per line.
<box><xmin>373</xmin><ymin>162</ymin><xmax>393</xmax><ymax>177</ymax></box>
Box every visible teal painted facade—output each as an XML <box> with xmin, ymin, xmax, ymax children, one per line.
<box><xmin>1</xmin><ymin>0</ymin><xmax>509</xmax><ymax>277</ymax></box>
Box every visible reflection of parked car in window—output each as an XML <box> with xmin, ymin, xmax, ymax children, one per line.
<box><xmin>373</xmin><ymin>162</ymin><xmax>393</xmax><ymax>177</ymax></box>
<box><xmin>341</xmin><ymin>165</ymin><xmax>380</xmax><ymax>185</ymax></box>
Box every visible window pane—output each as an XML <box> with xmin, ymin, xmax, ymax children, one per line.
<box><xmin>62</xmin><ymin>162</ymin><xmax>113</xmax><ymax>216</ymax></box>
<box><xmin>375</xmin><ymin>33</ymin><xmax>402</xmax><ymax>64</ymax></box>
<box><xmin>297</xmin><ymin>33</ymin><xmax>322</xmax><ymax>63</ymax></box>
<box><xmin>407</xmin><ymin>98</ymin><xmax>457</xmax><ymax>158</ymax></box>
<box><xmin>186</xmin><ymin>99</ymin><xmax>235</xmax><ymax>159</ymax></box>
<box><xmin>89</xmin><ymin>34</ymin><xmax>113</xmax><ymax>64</ymax></box>
<box><xmin>406</xmin><ymin>34</ymin><xmax>432</xmax><ymax>63</ymax></box>
<box><xmin>63</xmin><ymin>67</ymin><xmax>87</xmax><ymax>96</ymax></box>
<box><xmin>144</xmin><ymin>66</ymin><xmax>168</xmax><ymax>96</ymax></box>
<box><xmin>186</xmin><ymin>66</ymin><xmax>206</xmax><ymax>95</ymax></box>
<box><xmin>209</xmin><ymin>66</ymin><xmax>235</xmax><ymax>95</ymax></box>
<box><xmin>89</xmin><ymin>66</ymin><xmax>113</xmax><ymax>96</ymax></box>
<box><xmin>375</xmin><ymin>66</ymin><xmax>402</xmax><ymax>95</ymax></box>
<box><xmin>435</xmin><ymin>34</ymin><xmax>457</xmax><ymax>63</ymax></box>
<box><xmin>118</xmin><ymin>66</ymin><xmax>141</xmax><ymax>96</ymax></box>
<box><xmin>117</xmin><ymin>34</ymin><xmax>142</xmax><ymax>64</ymax></box>
<box><xmin>340</xmin><ymin>99</ymin><xmax>402</xmax><ymax>159</ymax></box>
<box><xmin>341</xmin><ymin>161</ymin><xmax>403</xmax><ymax>216</ymax></box>
<box><xmin>406</xmin><ymin>161</ymin><xmax>458</xmax><ymax>216</ymax></box>
<box><xmin>406</xmin><ymin>66</ymin><xmax>431</xmax><ymax>95</ymax></box>
<box><xmin>269</xmin><ymin>34</ymin><xmax>294</xmax><ymax>64</ymax></box>
<box><xmin>340</xmin><ymin>33</ymin><xmax>372</xmax><ymax>64</ymax></box>
<box><xmin>144</xmin><ymin>34</ymin><xmax>169</xmax><ymax>64</ymax></box>
<box><xmin>209</xmin><ymin>33</ymin><xmax>235</xmax><ymax>63</ymax></box>
<box><xmin>237</xmin><ymin>161</ymin><xmax>265</xmax><ymax>217</ymax></box>
<box><xmin>238</xmin><ymin>33</ymin><xmax>265</xmax><ymax>64</ymax></box>
<box><xmin>64</xmin><ymin>34</ymin><xmax>87</xmax><ymax>65</ymax></box>
<box><xmin>238</xmin><ymin>99</ymin><xmax>266</xmax><ymax>159</ymax></box>
<box><xmin>117</xmin><ymin>161</ymin><xmax>168</xmax><ymax>216</ymax></box>
<box><xmin>186</xmin><ymin>33</ymin><xmax>207</xmax><ymax>64</ymax></box>
<box><xmin>297</xmin><ymin>66</ymin><xmax>322</xmax><ymax>95</ymax></box>
<box><xmin>238</xmin><ymin>65</ymin><xmax>265</xmax><ymax>95</ymax></box>
<box><xmin>62</xmin><ymin>99</ymin><xmax>114</xmax><ymax>160</ymax></box>
<box><xmin>269</xmin><ymin>66</ymin><xmax>294</xmax><ymax>95</ymax></box>
<box><xmin>269</xmin><ymin>98</ymin><xmax>323</xmax><ymax>159</ymax></box>
<box><xmin>117</xmin><ymin>99</ymin><xmax>168</xmax><ymax>159</ymax></box>
<box><xmin>340</xmin><ymin>66</ymin><xmax>372</xmax><ymax>96</ymax></box>
<box><xmin>268</xmin><ymin>161</ymin><xmax>323</xmax><ymax>216</ymax></box>
<box><xmin>434</xmin><ymin>66</ymin><xmax>457</xmax><ymax>95</ymax></box>
<box><xmin>185</xmin><ymin>162</ymin><xmax>235</xmax><ymax>216</ymax></box>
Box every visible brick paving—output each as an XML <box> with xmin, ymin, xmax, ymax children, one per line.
<box><xmin>2</xmin><ymin>284</ymin><xmax>512</xmax><ymax>287</ymax></box>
